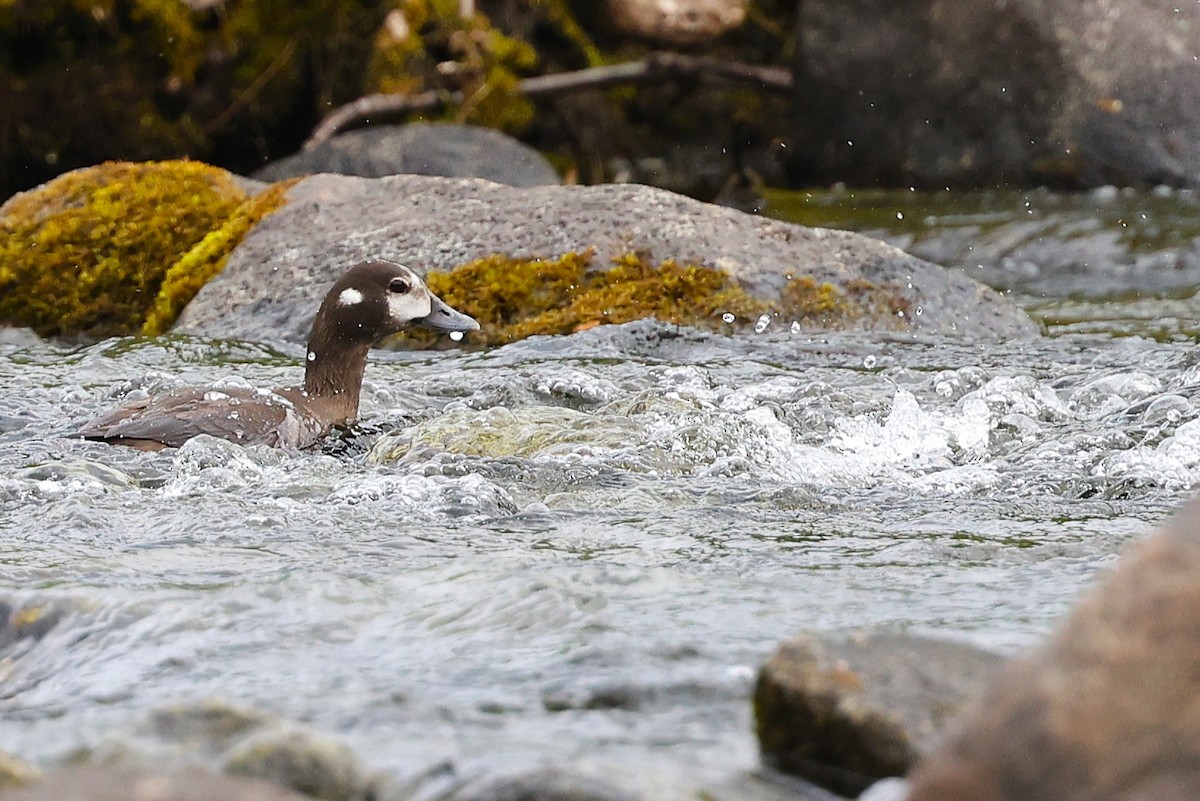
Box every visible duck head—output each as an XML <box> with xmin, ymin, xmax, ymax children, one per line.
<box><xmin>303</xmin><ymin>259</ymin><xmax>478</xmax><ymax>404</ymax></box>
<box><xmin>315</xmin><ymin>259</ymin><xmax>479</xmax><ymax>344</ymax></box>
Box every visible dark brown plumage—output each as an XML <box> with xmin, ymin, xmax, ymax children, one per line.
<box><xmin>76</xmin><ymin>259</ymin><xmax>478</xmax><ymax>450</ymax></box>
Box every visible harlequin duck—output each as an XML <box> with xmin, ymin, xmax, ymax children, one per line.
<box><xmin>75</xmin><ymin>259</ymin><xmax>478</xmax><ymax>450</ymax></box>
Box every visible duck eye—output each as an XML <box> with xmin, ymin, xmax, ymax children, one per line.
<box><xmin>389</xmin><ymin>277</ymin><xmax>410</xmax><ymax>294</ymax></box>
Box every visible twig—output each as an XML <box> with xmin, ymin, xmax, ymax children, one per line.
<box><xmin>303</xmin><ymin>50</ymin><xmax>794</xmax><ymax>150</ymax></box>
<box><xmin>206</xmin><ymin>39</ymin><xmax>298</xmax><ymax>135</ymax></box>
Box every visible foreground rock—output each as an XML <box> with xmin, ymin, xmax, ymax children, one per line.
<box><xmin>174</xmin><ymin>174</ymin><xmax>1037</xmax><ymax>343</ymax></box>
<box><xmin>790</xmin><ymin>0</ymin><xmax>1200</xmax><ymax>188</ymax></box>
<box><xmin>0</xmin><ymin>766</ymin><xmax>310</xmax><ymax>801</ymax></box>
<box><xmin>903</xmin><ymin>500</ymin><xmax>1200</xmax><ymax>800</ymax></box>
<box><xmin>222</xmin><ymin>728</ymin><xmax>368</xmax><ymax>801</ymax></box>
<box><xmin>253</xmin><ymin>123</ymin><xmax>560</xmax><ymax>188</ymax></box>
<box><xmin>754</xmin><ymin>631</ymin><xmax>1002</xmax><ymax>797</ymax></box>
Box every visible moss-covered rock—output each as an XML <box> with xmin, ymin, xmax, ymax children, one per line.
<box><xmin>0</xmin><ymin>160</ymin><xmax>289</xmax><ymax>339</ymax></box>
<box><xmin>174</xmin><ymin>174</ymin><xmax>1037</xmax><ymax>343</ymax></box>
<box><xmin>395</xmin><ymin>249</ymin><xmax>909</xmax><ymax>347</ymax></box>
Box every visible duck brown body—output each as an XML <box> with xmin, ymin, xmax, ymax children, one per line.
<box><xmin>76</xmin><ymin>259</ymin><xmax>478</xmax><ymax>451</ymax></box>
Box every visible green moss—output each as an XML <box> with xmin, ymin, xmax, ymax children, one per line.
<box><xmin>398</xmin><ymin>251</ymin><xmax>764</xmax><ymax>347</ymax></box>
<box><xmin>142</xmin><ymin>178</ymin><xmax>296</xmax><ymax>336</ymax></box>
<box><xmin>366</xmin><ymin>0</ymin><xmax>537</xmax><ymax>133</ymax></box>
<box><xmin>527</xmin><ymin>0</ymin><xmax>604</xmax><ymax>67</ymax></box>
<box><xmin>0</xmin><ymin>0</ymin><xmax>208</xmax><ymax>194</ymax></box>
<box><xmin>398</xmin><ymin>251</ymin><xmax>913</xmax><ymax>348</ymax></box>
<box><xmin>0</xmin><ymin>0</ymin><xmax>401</xmax><ymax>195</ymax></box>
<box><xmin>0</xmin><ymin>160</ymin><xmax>289</xmax><ymax>339</ymax></box>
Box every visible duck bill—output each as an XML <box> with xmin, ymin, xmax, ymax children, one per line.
<box><xmin>416</xmin><ymin>293</ymin><xmax>480</xmax><ymax>333</ymax></box>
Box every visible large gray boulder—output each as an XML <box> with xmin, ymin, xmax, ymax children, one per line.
<box><xmin>789</xmin><ymin>0</ymin><xmax>1200</xmax><ymax>188</ymax></box>
<box><xmin>173</xmin><ymin>174</ymin><xmax>1036</xmax><ymax>343</ymax></box>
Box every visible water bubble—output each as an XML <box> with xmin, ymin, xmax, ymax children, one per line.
<box><xmin>790</xmin><ymin>321</ymin><xmax>801</xmax><ymax>334</ymax></box>
<box><xmin>915</xmin><ymin>306</ymin><xmax>923</xmax><ymax>316</ymax></box>
<box><xmin>754</xmin><ymin>314</ymin><xmax>771</xmax><ymax>333</ymax></box>
<box><xmin>721</xmin><ymin>312</ymin><xmax>736</xmax><ymax>323</ymax></box>
<box><xmin>449</xmin><ymin>331</ymin><xmax>464</xmax><ymax>341</ymax></box>
<box><xmin>862</xmin><ymin>355</ymin><xmax>877</xmax><ymax>369</ymax></box>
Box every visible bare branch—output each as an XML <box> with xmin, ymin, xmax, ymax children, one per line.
<box><xmin>303</xmin><ymin>51</ymin><xmax>794</xmax><ymax>150</ymax></box>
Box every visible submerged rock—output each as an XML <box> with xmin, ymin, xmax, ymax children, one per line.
<box><xmin>221</xmin><ymin>727</ymin><xmax>369</xmax><ymax>801</ymax></box>
<box><xmin>0</xmin><ymin>765</ymin><xmax>310</xmax><ymax>801</ymax></box>
<box><xmin>903</xmin><ymin>499</ymin><xmax>1200</xmax><ymax>801</ymax></box>
<box><xmin>253</xmin><ymin>123</ymin><xmax>560</xmax><ymax>188</ymax></box>
<box><xmin>445</xmin><ymin>768</ymin><xmax>641</xmax><ymax>801</ymax></box>
<box><xmin>0</xmin><ymin>750</ymin><xmax>39</xmax><ymax>790</ymax></box>
<box><xmin>173</xmin><ymin>173</ymin><xmax>1036</xmax><ymax>343</ymax></box>
<box><xmin>0</xmin><ymin>597</ymin><xmax>81</xmax><ymax>651</ymax></box>
<box><xmin>754</xmin><ymin>631</ymin><xmax>1003</xmax><ymax>797</ymax></box>
<box><xmin>144</xmin><ymin>700</ymin><xmax>274</xmax><ymax>756</ymax></box>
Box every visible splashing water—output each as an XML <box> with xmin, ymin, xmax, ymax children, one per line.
<box><xmin>0</xmin><ymin>321</ymin><xmax>1191</xmax><ymax>796</ymax></box>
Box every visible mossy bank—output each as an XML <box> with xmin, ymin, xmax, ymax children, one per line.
<box><xmin>0</xmin><ymin>160</ymin><xmax>290</xmax><ymax>339</ymax></box>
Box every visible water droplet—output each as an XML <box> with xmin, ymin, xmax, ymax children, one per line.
<box><xmin>754</xmin><ymin>314</ymin><xmax>771</xmax><ymax>333</ymax></box>
<box><xmin>862</xmin><ymin>355</ymin><xmax>877</xmax><ymax>369</ymax></box>
<box><xmin>915</xmin><ymin>306</ymin><xmax>923</xmax><ymax>316</ymax></box>
<box><xmin>721</xmin><ymin>312</ymin><xmax>736</xmax><ymax>323</ymax></box>
<box><xmin>790</xmin><ymin>321</ymin><xmax>801</xmax><ymax>334</ymax></box>
<box><xmin>306</xmin><ymin>351</ymin><xmax>316</xmax><ymax>362</ymax></box>
<box><xmin>449</xmin><ymin>331</ymin><xmax>464</xmax><ymax>342</ymax></box>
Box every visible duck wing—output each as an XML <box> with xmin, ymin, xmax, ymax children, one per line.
<box><xmin>75</xmin><ymin>388</ymin><xmax>297</xmax><ymax>449</ymax></box>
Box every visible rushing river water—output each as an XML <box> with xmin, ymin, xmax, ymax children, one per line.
<box><xmin>2</xmin><ymin>189</ymin><xmax>1200</xmax><ymax>797</ymax></box>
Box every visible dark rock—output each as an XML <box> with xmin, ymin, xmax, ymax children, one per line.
<box><xmin>252</xmin><ymin>123</ymin><xmax>560</xmax><ymax>188</ymax></box>
<box><xmin>0</xmin><ymin>598</ymin><xmax>77</xmax><ymax>651</ymax></box>
<box><xmin>221</xmin><ymin>727</ymin><xmax>369</xmax><ymax>801</ymax></box>
<box><xmin>0</xmin><ymin>765</ymin><xmax>311</xmax><ymax>801</ymax></box>
<box><xmin>904</xmin><ymin>499</ymin><xmax>1200</xmax><ymax>801</ymax></box>
<box><xmin>144</xmin><ymin>700</ymin><xmax>273</xmax><ymax>755</ymax></box>
<box><xmin>754</xmin><ymin>631</ymin><xmax>1003</xmax><ymax>797</ymax></box>
<box><xmin>173</xmin><ymin>174</ymin><xmax>1037</xmax><ymax>343</ymax></box>
<box><xmin>789</xmin><ymin>0</ymin><xmax>1200</xmax><ymax>189</ymax></box>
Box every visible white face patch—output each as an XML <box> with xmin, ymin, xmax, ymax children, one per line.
<box><xmin>387</xmin><ymin>287</ymin><xmax>432</xmax><ymax>323</ymax></box>
<box><xmin>337</xmin><ymin>288</ymin><xmax>364</xmax><ymax>307</ymax></box>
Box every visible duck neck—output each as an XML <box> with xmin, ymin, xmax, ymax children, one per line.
<box><xmin>302</xmin><ymin>328</ymin><xmax>371</xmax><ymax>421</ymax></box>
